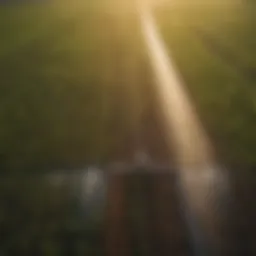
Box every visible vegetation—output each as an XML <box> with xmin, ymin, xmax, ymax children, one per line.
<box><xmin>0</xmin><ymin>174</ymin><xmax>105</xmax><ymax>255</ymax></box>
<box><xmin>155</xmin><ymin>1</ymin><xmax>256</xmax><ymax>167</ymax></box>
<box><xmin>0</xmin><ymin>1</ymin><xmax>148</xmax><ymax>254</ymax></box>
<box><xmin>0</xmin><ymin>0</ymin><xmax>149</xmax><ymax>172</ymax></box>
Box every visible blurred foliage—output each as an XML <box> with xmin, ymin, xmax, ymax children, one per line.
<box><xmin>155</xmin><ymin>1</ymin><xmax>256</xmax><ymax>167</ymax></box>
<box><xmin>0</xmin><ymin>175</ymin><xmax>104</xmax><ymax>255</ymax></box>
<box><xmin>0</xmin><ymin>0</ymin><xmax>150</xmax><ymax>172</ymax></box>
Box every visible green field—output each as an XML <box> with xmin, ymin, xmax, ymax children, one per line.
<box><xmin>1</xmin><ymin>0</ymin><xmax>256</xmax><ymax>170</ymax></box>
<box><xmin>1</xmin><ymin>1</ymin><xmax>256</xmax><ymax>253</ymax></box>
<box><xmin>0</xmin><ymin>0</ymin><xmax>150</xmax><ymax>172</ymax></box>
<box><xmin>155</xmin><ymin>1</ymin><xmax>256</xmax><ymax>167</ymax></box>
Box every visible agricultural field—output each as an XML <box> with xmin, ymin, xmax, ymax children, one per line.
<box><xmin>1</xmin><ymin>1</ymin><xmax>256</xmax><ymax>254</ymax></box>
<box><xmin>0</xmin><ymin>2</ymin><xmax>124</xmax><ymax>253</ymax></box>
<box><xmin>0</xmin><ymin>0</ymin><xmax>149</xmax><ymax>172</ymax></box>
<box><xmin>154</xmin><ymin>0</ymin><xmax>256</xmax><ymax>168</ymax></box>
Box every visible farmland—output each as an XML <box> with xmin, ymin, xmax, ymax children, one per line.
<box><xmin>0</xmin><ymin>0</ymin><xmax>149</xmax><ymax>172</ymax></box>
<box><xmin>154</xmin><ymin>1</ymin><xmax>256</xmax><ymax>167</ymax></box>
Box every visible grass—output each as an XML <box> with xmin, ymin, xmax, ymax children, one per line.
<box><xmin>154</xmin><ymin>1</ymin><xmax>256</xmax><ymax>167</ymax></box>
<box><xmin>0</xmin><ymin>0</ymin><xmax>149</xmax><ymax>172</ymax></box>
<box><xmin>0</xmin><ymin>175</ymin><xmax>105</xmax><ymax>255</ymax></box>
